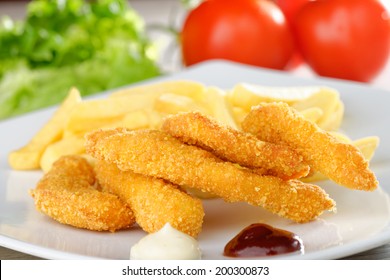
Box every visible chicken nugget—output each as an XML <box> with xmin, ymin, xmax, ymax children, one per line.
<box><xmin>162</xmin><ymin>111</ymin><xmax>309</xmax><ymax>180</ymax></box>
<box><xmin>242</xmin><ymin>102</ymin><xmax>378</xmax><ymax>191</ymax></box>
<box><xmin>30</xmin><ymin>155</ymin><xmax>135</xmax><ymax>232</ymax></box>
<box><xmin>95</xmin><ymin>160</ymin><xmax>204</xmax><ymax>237</ymax></box>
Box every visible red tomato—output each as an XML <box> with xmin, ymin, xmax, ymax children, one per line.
<box><xmin>274</xmin><ymin>0</ymin><xmax>310</xmax><ymax>69</ymax></box>
<box><xmin>293</xmin><ymin>0</ymin><xmax>390</xmax><ymax>82</ymax></box>
<box><xmin>181</xmin><ymin>0</ymin><xmax>295</xmax><ymax>70</ymax></box>
<box><xmin>274</xmin><ymin>0</ymin><xmax>310</xmax><ymax>24</ymax></box>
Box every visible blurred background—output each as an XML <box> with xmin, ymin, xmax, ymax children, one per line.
<box><xmin>1</xmin><ymin>0</ymin><xmax>390</xmax><ymax>120</ymax></box>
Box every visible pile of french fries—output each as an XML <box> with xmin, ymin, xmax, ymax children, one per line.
<box><xmin>8</xmin><ymin>80</ymin><xmax>379</xmax><ymax>181</ymax></box>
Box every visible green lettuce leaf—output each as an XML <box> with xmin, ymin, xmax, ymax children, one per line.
<box><xmin>0</xmin><ymin>0</ymin><xmax>161</xmax><ymax>120</ymax></box>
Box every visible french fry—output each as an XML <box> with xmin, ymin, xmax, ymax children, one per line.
<box><xmin>228</xmin><ymin>83</ymin><xmax>344</xmax><ymax>130</ymax></box>
<box><xmin>328</xmin><ymin>131</ymin><xmax>352</xmax><ymax>143</ymax></box>
<box><xmin>64</xmin><ymin>81</ymin><xmax>208</xmax><ymax>137</ymax></box>
<box><xmin>204</xmin><ymin>87</ymin><xmax>238</xmax><ymax>129</ymax></box>
<box><xmin>354</xmin><ymin>136</ymin><xmax>380</xmax><ymax>161</ymax></box>
<box><xmin>320</xmin><ymin>101</ymin><xmax>344</xmax><ymax>131</ymax></box>
<box><xmin>292</xmin><ymin>88</ymin><xmax>342</xmax><ymax>130</ymax></box>
<box><xmin>299</xmin><ymin>107</ymin><xmax>323</xmax><ymax>123</ymax></box>
<box><xmin>301</xmin><ymin>172</ymin><xmax>328</xmax><ymax>183</ymax></box>
<box><xmin>231</xmin><ymin>107</ymin><xmax>248</xmax><ymax>127</ymax></box>
<box><xmin>154</xmin><ymin>93</ymin><xmax>207</xmax><ymax>115</ymax></box>
<box><xmin>228</xmin><ymin>83</ymin><xmax>325</xmax><ymax>111</ymax></box>
<box><xmin>110</xmin><ymin>80</ymin><xmax>205</xmax><ymax>101</ymax></box>
<box><xmin>8</xmin><ymin>88</ymin><xmax>81</xmax><ymax>170</ymax></box>
<box><xmin>40</xmin><ymin>135</ymin><xmax>86</xmax><ymax>172</ymax></box>
<box><xmin>121</xmin><ymin>109</ymin><xmax>162</xmax><ymax>130</ymax></box>
<box><xmin>64</xmin><ymin>94</ymin><xmax>156</xmax><ymax>136</ymax></box>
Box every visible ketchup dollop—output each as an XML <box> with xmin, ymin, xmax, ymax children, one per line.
<box><xmin>224</xmin><ymin>223</ymin><xmax>304</xmax><ymax>257</ymax></box>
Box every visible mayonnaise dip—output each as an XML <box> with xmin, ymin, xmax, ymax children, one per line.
<box><xmin>130</xmin><ymin>223</ymin><xmax>202</xmax><ymax>260</ymax></box>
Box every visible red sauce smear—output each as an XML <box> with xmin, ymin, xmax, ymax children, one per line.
<box><xmin>224</xmin><ymin>223</ymin><xmax>304</xmax><ymax>257</ymax></box>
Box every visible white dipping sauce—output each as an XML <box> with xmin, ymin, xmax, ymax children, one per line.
<box><xmin>130</xmin><ymin>223</ymin><xmax>202</xmax><ymax>260</ymax></box>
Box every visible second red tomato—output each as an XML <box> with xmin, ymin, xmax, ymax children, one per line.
<box><xmin>293</xmin><ymin>0</ymin><xmax>390</xmax><ymax>82</ymax></box>
<box><xmin>181</xmin><ymin>0</ymin><xmax>295</xmax><ymax>70</ymax></box>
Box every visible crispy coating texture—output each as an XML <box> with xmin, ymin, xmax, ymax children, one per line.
<box><xmin>162</xmin><ymin>112</ymin><xmax>309</xmax><ymax>180</ymax></box>
<box><xmin>242</xmin><ymin>102</ymin><xmax>378</xmax><ymax>191</ymax></box>
<box><xmin>95</xmin><ymin>160</ymin><xmax>204</xmax><ymax>237</ymax></box>
<box><xmin>30</xmin><ymin>155</ymin><xmax>135</xmax><ymax>232</ymax></box>
<box><xmin>85</xmin><ymin>129</ymin><xmax>335</xmax><ymax>223</ymax></box>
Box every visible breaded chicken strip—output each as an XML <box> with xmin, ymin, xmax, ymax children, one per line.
<box><xmin>30</xmin><ymin>155</ymin><xmax>135</xmax><ymax>232</ymax></box>
<box><xmin>85</xmin><ymin>129</ymin><xmax>335</xmax><ymax>223</ymax></box>
<box><xmin>162</xmin><ymin>112</ymin><xmax>309</xmax><ymax>180</ymax></box>
<box><xmin>95</xmin><ymin>160</ymin><xmax>204</xmax><ymax>237</ymax></box>
<box><xmin>242</xmin><ymin>102</ymin><xmax>378</xmax><ymax>191</ymax></box>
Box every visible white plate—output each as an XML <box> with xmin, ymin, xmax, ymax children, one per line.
<box><xmin>1</xmin><ymin>60</ymin><xmax>390</xmax><ymax>260</ymax></box>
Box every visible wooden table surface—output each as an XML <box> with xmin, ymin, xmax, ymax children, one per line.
<box><xmin>1</xmin><ymin>0</ymin><xmax>390</xmax><ymax>261</ymax></box>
